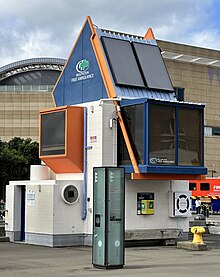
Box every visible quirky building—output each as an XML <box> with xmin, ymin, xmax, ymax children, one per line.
<box><xmin>5</xmin><ymin>16</ymin><xmax>207</xmax><ymax>248</ymax></box>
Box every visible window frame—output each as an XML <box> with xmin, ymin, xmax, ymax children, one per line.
<box><xmin>148</xmin><ymin>101</ymin><xmax>203</xmax><ymax>167</ymax></box>
<box><xmin>118</xmin><ymin>98</ymin><xmax>206</xmax><ymax>175</ymax></box>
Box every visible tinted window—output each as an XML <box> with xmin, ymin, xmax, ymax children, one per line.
<box><xmin>133</xmin><ymin>42</ymin><xmax>173</xmax><ymax>91</ymax></box>
<box><xmin>101</xmin><ymin>37</ymin><xmax>145</xmax><ymax>88</ymax></box>
<box><xmin>178</xmin><ymin>108</ymin><xmax>202</xmax><ymax>166</ymax></box>
<box><xmin>212</xmin><ymin>127</ymin><xmax>220</xmax><ymax>136</ymax></box>
<box><xmin>149</xmin><ymin>104</ymin><xmax>176</xmax><ymax>165</ymax></box>
<box><xmin>200</xmin><ymin>183</ymin><xmax>210</xmax><ymax>191</ymax></box>
<box><xmin>189</xmin><ymin>183</ymin><xmax>197</xmax><ymax>191</ymax></box>
<box><xmin>40</xmin><ymin>111</ymin><xmax>65</xmax><ymax>156</ymax></box>
<box><xmin>175</xmin><ymin>87</ymin><xmax>185</xmax><ymax>101</ymax></box>
<box><xmin>118</xmin><ymin>104</ymin><xmax>144</xmax><ymax>165</ymax></box>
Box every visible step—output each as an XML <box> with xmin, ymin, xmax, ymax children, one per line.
<box><xmin>0</xmin><ymin>236</ymin><xmax>9</xmax><ymax>242</ymax></box>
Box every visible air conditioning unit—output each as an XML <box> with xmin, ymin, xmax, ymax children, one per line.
<box><xmin>169</xmin><ymin>191</ymin><xmax>191</xmax><ymax>217</ymax></box>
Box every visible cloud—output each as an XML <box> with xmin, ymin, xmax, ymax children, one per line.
<box><xmin>0</xmin><ymin>0</ymin><xmax>219</xmax><ymax>67</ymax></box>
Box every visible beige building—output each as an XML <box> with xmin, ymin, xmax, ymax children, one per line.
<box><xmin>0</xmin><ymin>58</ymin><xmax>64</xmax><ymax>141</ymax></box>
<box><xmin>158</xmin><ymin>40</ymin><xmax>220</xmax><ymax>177</ymax></box>
<box><xmin>0</xmin><ymin>42</ymin><xmax>220</xmax><ymax>177</ymax></box>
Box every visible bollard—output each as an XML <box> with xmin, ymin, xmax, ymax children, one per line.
<box><xmin>191</xmin><ymin>226</ymin><xmax>206</xmax><ymax>244</ymax></box>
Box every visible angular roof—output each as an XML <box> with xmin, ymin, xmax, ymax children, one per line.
<box><xmin>52</xmin><ymin>16</ymin><xmax>176</xmax><ymax>107</ymax></box>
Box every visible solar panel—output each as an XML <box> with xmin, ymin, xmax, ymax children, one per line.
<box><xmin>133</xmin><ymin>42</ymin><xmax>174</xmax><ymax>91</ymax></box>
<box><xmin>101</xmin><ymin>37</ymin><xmax>145</xmax><ymax>88</ymax></box>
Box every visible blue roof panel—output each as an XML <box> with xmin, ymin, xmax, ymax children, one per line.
<box><xmin>115</xmin><ymin>86</ymin><xmax>176</xmax><ymax>101</ymax></box>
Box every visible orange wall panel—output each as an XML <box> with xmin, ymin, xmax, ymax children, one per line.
<box><xmin>39</xmin><ymin>106</ymin><xmax>84</xmax><ymax>174</ymax></box>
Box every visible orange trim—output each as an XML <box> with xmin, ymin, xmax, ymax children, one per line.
<box><xmin>88</xmin><ymin>17</ymin><xmax>140</xmax><ymax>173</ymax></box>
<box><xmin>144</xmin><ymin>28</ymin><xmax>155</xmax><ymax>40</ymax></box>
<box><xmin>131</xmin><ymin>173</ymin><xmax>206</xmax><ymax>180</ymax></box>
<box><xmin>51</xmin><ymin>17</ymin><xmax>92</xmax><ymax>107</ymax></box>
<box><xmin>39</xmin><ymin>105</ymin><xmax>68</xmax><ymax>114</ymax></box>
<box><xmin>88</xmin><ymin>17</ymin><xmax>116</xmax><ymax>98</ymax></box>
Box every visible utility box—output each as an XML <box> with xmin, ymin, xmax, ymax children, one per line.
<box><xmin>137</xmin><ymin>192</ymin><xmax>154</xmax><ymax>215</ymax></box>
<box><xmin>92</xmin><ymin>167</ymin><xmax>125</xmax><ymax>269</ymax></box>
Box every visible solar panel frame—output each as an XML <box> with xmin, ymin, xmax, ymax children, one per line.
<box><xmin>101</xmin><ymin>36</ymin><xmax>145</xmax><ymax>88</ymax></box>
<box><xmin>132</xmin><ymin>42</ymin><xmax>174</xmax><ymax>91</ymax></box>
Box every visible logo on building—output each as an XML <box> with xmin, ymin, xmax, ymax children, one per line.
<box><xmin>76</xmin><ymin>59</ymin><xmax>89</xmax><ymax>73</ymax></box>
<box><xmin>150</xmin><ymin>157</ymin><xmax>157</xmax><ymax>164</ymax></box>
<box><xmin>150</xmin><ymin>157</ymin><xmax>175</xmax><ymax>165</ymax></box>
<box><xmin>71</xmin><ymin>58</ymin><xmax>94</xmax><ymax>83</ymax></box>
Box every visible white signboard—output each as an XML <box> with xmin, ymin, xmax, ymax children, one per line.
<box><xmin>27</xmin><ymin>189</ymin><xmax>35</xmax><ymax>206</ymax></box>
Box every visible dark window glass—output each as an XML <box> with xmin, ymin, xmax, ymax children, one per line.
<box><xmin>101</xmin><ymin>37</ymin><xmax>145</xmax><ymax>88</ymax></box>
<box><xmin>175</xmin><ymin>87</ymin><xmax>185</xmax><ymax>101</ymax></box>
<box><xmin>40</xmin><ymin>111</ymin><xmax>65</xmax><ymax>156</ymax></box>
<box><xmin>178</xmin><ymin>108</ymin><xmax>202</xmax><ymax>166</ymax></box>
<box><xmin>118</xmin><ymin>104</ymin><xmax>144</xmax><ymax>165</ymax></box>
<box><xmin>200</xmin><ymin>183</ymin><xmax>210</xmax><ymax>191</ymax></box>
<box><xmin>212</xmin><ymin>127</ymin><xmax>220</xmax><ymax>136</ymax></box>
<box><xmin>189</xmin><ymin>183</ymin><xmax>197</xmax><ymax>191</ymax></box>
<box><xmin>133</xmin><ymin>42</ymin><xmax>173</xmax><ymax>91</ymax></box>
<box><xmin>149</xmin><ymin>104</ymin><xmax>176</xmax><ymax>165</ymax></box>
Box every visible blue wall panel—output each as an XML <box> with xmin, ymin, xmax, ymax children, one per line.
<box><xmin>53</xmin><ymin>21</ymin><xmax>108</xmax><ymax>106</ymax></box>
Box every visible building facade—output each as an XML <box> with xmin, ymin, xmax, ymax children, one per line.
<box><xmin>158</xmin><ymin>40</ymin><xmax>220</xmax><ymax>177</ymax></box>
<box><xmin>0</xmin><ymin>58</ymin><xmax>65</xmax><ymax>141</ymax></box>
<box><xmin>5</xmin><ymin>17</ymin><xmax>206</xmax><ymax>249</ymax></box>
<box><xmin>0</xmin><ymin>41</ymin><xmax>219</xmax><ymax>177</ymax></box>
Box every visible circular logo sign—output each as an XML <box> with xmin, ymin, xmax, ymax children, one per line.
<box><xmin>76</xmin><ymin>59</ymin><xmax>89</xmax><ymax>73</ymax></box>
<box><xmin>150</xmin><ymin>157</ymin><xmax>157</xmax><ymax>164</ymax></box>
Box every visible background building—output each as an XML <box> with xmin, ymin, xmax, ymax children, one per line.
<box><xmin>0</xmin><ymin>58</ymin><xmax>65</xmax><ymax>141</ymax></box>
<box><xmin>158</xmin><ymin>40</ymin><xmax>220</xmax><ymax>177</ymax></box>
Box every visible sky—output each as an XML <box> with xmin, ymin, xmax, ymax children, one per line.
<box><xmin>0</xmin><ymin>0</ymin><xmax>220</xmax><ymax>67</ymax></box>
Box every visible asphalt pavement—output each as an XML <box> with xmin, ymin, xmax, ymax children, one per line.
<box><xmin>1</xmin><ymin>233</ymin><xmax>220</xmax><ymax>277</ymax></box>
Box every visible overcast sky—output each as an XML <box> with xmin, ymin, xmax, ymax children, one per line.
<box><xmin>0</xmin><ymin>0</ymin><xmax>220</xmax><ymax>67</ymax></box>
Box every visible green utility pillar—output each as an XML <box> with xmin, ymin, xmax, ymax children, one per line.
<box><xmin>92</xmin><ymin>167</ymin><xmax>125</xmax><ymax>269</ymax></box>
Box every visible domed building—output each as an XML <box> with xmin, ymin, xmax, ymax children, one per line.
<box><xmin>0</xmin><ymin>58</ymin><xmax>65</xmax><ymax>141</ymax></box>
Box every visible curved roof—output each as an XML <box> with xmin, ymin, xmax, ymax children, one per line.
<box><xmin>0</xmin><ymin>57</ymin><xmax>66</xmax><ymax>82</ymax></box>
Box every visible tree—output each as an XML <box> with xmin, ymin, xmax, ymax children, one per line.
<box><xmin>0</xmin><ymin>137</ymin><xmax>41</xmax><ymax>199</ymax></box>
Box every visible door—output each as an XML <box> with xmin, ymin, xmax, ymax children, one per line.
<box><xmin>20</xmin><ymin>186</ymin><xmax>26</xmax><ymax>241</ymax></box>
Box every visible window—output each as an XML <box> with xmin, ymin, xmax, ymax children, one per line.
<box><xmin>189</xmin><ymin>183</ymin><xmax>197</xmax><ymax>191</ymax></box>
<box><xmin>118</xmin><ymin>104</ymin><xmax>144</xmax><ymax>165</ymax></box>
<box><xmin>212</xmin><ymin>127</ymin><xmax>220</xmax><ymax>136</ymax></box>
<box><xmin>204</xmin><ymin>126</ymin><xmax>220</xmax><ymax>136</ymax></box>
<box><xmin>149</xmin><ymin>103</ymin><xmax>202</xmax><ymax>166</ymax></box>
<box><xmin>149</xmin><ymin>104</ymin><xmax>176</xmax><ymax>165</ymax></box>
<box><xmin>118</xmin><ymin>100</ymin><xmax>204</xmax><ymax>171</ymax></box>
<box><xmin>200</xmin><ymin>183</ymin><xmax>210</xmax><ymax>191</ymax></box>
<box><xmin>175</xmin><ymin>87</ymin><xmax>185</xmax><ymax>101</ymax></box>
<box><xmin>40</xmin><ymin>111</ymin><xmax>65</xmax><ymax>156</ymax></box>
<box><xmin>178</xmin><ymin>108</ymin><xmax>202</xmax><ymax>166</ymax></box>
<box><xmin>204</xmin><ymin>127</ymin><xmax>212</xmax><ymax>136</ymax></box>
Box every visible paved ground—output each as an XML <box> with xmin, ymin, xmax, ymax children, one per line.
<box><xmin>1</xmin><ymin>234</ymin><xmax>220</xmax><ymax>277</ymax></box>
